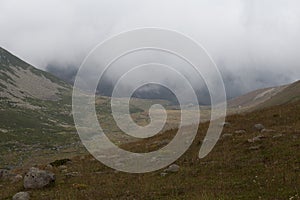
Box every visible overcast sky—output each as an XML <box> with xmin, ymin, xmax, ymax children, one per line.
<box><xmin>0</xmin><ymin>0</ymin><xmax>300</xmax><ymax>99</ymax></box>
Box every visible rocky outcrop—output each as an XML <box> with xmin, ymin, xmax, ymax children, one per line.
<box><xmin>24</xmin><ymin>167</ymin><xmax>55</xmax><ymax>189</ymax></box>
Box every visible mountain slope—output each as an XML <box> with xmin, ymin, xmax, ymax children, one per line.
<box><xmin>0</xmin><ymin>47</ymin><xmax>70</xmax><ymax>108</ymax></box>
<box><xmin>0</xmin><ymin>47</ymin><xmax>174</xmax><ymax>169</ymax></box>
<box><xmin>256</xmin><ymin>80</ymin><xmax>300</xmax><ymax>109</ymax></box>
<box><xmin>228</xmin><ymin>80</ymin><xmax>300</xmax><ymax>111</ymax></box>
<box><xmin>0</xmin><ymin>48</ymin><xmax>79</xmax><ymax>168</ymax></box>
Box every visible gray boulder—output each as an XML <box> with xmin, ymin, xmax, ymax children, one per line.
<box><xmin>24</xmin><ymin>167</ymin><xmax>55</xmax><ymax>189</ymax></box>
<box><xmin>164</xmin><ymin>164</ymin><xmax>180</xmax><ymax>173</ymax></box>
<box><xmin>254</xmin><ymin>124</ymin><xmax>265</xmax><ymax>131</ymax></box>
<box><xmin>12</xmin><ymin>192</ymin><xmax>30</xmax><ymax>200</ymax></box>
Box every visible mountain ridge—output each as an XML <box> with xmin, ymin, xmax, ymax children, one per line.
<box><xmin>228</xmin><ymin>80</ymin><xmax>300</xmax><ymax>111</ymax></box>
<box><xmin>0</xmin><ymin>47</ymin><xmax>70</xmax><ymax>108</ymax></box>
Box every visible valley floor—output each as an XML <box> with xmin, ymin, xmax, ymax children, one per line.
<box><xmin>1</xmin><ymin>101</ymin><xmax>300</xmax><ymax>200</ymax></box>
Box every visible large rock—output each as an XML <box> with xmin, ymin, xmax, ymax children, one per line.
<box><xmin>24</xmin><ymin>167</ymin><xmax>55</xmax><ymax>189</ymax></box>
<box><xmin>12</xmin><ymin>192</ymin><xmax>30</xmax><ymax>200</ymax></box>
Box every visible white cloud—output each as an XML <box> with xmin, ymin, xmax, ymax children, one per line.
<box><xmin>0</xmin><ymin>0</ymin><xmax>299</xmax><ymax>98</ymax></box>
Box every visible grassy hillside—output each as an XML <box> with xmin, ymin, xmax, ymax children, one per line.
<box><xmin>1</xmin><ymin>100</ymin><xmax>299</xmax><ymax>199</ymax></box>
<box><xmin>255</xmin><ymin>80</ymin><xmax>300</xmax><ymax>109</ymax></box>
<box><xmin>0</xmin><ymin>47</ymin><xmax>175</xmax><ymax>169</ymax></box>
<box><xmin>0</xmin><ymin>47</ymin><xmax>81</xmax><ymax>168</ymax></box>
<box><xmin>0</xmin><ymin>47</ymin><xmax>68</xmax><ymax>87</ymax></box>
<box><xmin>228</xmin><ymin>80</ymin><xmax>300</xmax><ymax>114</ymax></box>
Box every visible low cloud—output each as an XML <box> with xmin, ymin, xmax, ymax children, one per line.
<box><xmin>1</xmin><ymin>0</ymin><xmax>299</xmax><ymax>103</ymax></box>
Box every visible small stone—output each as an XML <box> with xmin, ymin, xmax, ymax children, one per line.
<box><xmin>45</xmin><ymin>164</ymin><xmax>53</xmax><ymax>171</ymax></box>
<box><xmin>219</xmin><ymin>122</ymin><xmax>231</xmax><ymax>127</ymax></box>
<box><xmin>10</xmin><ymin>174</ymin><xmax>23</xmax><ymax>183</ymax></box>
<box><xmin>164</xmin><ymin>164</ymin><xmax>180</xmax><ymax>173</ymax></box>
<box><xmin>249</xmin><ymin>146</ymin><xmax>261</xmax><ymax>150</ymax></box>
<box><xmin>160</xmin><ymin>172</ymin><xmax>168</xmax><ymax>177</ymax></box>
<box><xmin>80</xmin><ymin>156</ymin><xmax>85</xmax><ymax>160</ymax></box>
<box><xmin>254</xmin><ymin>124</ymin><xmax>265</xmax><ymax>132</ymax></box>
<box><xmin>273</xmin><ymin>133</ymin><xmax>283</xmax><ymax>138</ymax></box>
<box><xmin>222</xmin><ymin>134</ymin><xmax>233</xmax><ymax>139</ymax></box>
<box><xmin>58</xmin><ymin>165</ymin><xmax>67</xmax><ymax>170</ymax></box>
<box><xmin>235</xmin><ymin>130</ymin><xmax>247</xmax><ymax>134</ymax></box>
<box><xmin>0</xmin><ymin>169</ymin><xmax>10</xmax><ymax>180</ymax></box>
<box><xmin>248</xmin><ymin>135</ymin><xmax>266</xmax><ymax>143</ymax></box>
<box><xmin>12</xmin><ymin>192</ymin><xmax>30</xmax><ymax>200</ymax></box>
<box><xmin>293</xmin><ymin>135</ymin><xmax>298</xmax><ymax>139</ymax></box>
<box><xmin>65</xmin><ymin>172</ymin><xmax>81</xmax><ymax>178</ymax></box>
<box><xmin>0</xmin><ymin>128</ymin><xmax>8</xmax><ymax>133</ymax></box>
<box><xmin>261</xmin><ymin>129</ymin><xmax>275</xmax><ymax>133</ymax></box>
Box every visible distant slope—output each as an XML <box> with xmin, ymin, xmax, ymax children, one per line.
<box><xmin>0</xmin><ymin>47</ymin><xmax>70</xmax><ymax>108</ymax></box>
<box><xmin>256</xmin><ymin>80</ymin><xmax>300</xmax><ymax>109</ymax></box>
<box><xmin>0</xmin><ymin>47</ymin><xmax>79</xmax><ymax>168</ymax></box>
<box><xmin>228</xmin><ymin>80</ymin><xmax>300</xmax><ymax>111</ymax></box>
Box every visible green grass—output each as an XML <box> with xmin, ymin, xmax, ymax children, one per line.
<box><xmin>1</xmin><ymin>100</ymin><xmax>300</xmax><ymax>199</ymax></box>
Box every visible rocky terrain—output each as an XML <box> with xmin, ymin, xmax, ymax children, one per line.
<box><xmin>0</xmin><ymin>47</ymin><xmax>299</xmax><ymax>199</ymax></box>
<box><xmin>0</xmin><ymin>47</ymin><xmax>70</xmax><ymax>108</ymax></box>
<box><xmin>0</xmin><ymin>98</ymin><xmax>299</xmax><ymax>199</ymax></box>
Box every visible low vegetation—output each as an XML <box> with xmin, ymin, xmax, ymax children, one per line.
<box><xmin>1</xmin><ymin>100</ymin><xmax>299</xmax><ymax>199</ymax></box>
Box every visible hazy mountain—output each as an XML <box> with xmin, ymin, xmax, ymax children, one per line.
<box><xmin>46</xmin><ymin>64</ymin><xmax>210</xmax><ymax>105</ymax></box>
